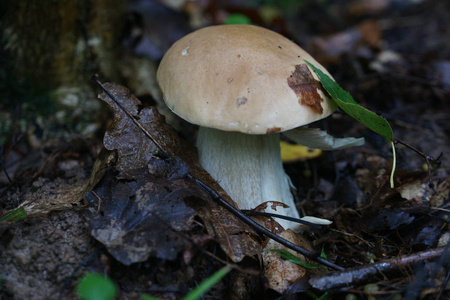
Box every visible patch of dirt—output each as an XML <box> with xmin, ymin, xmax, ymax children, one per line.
<box><xmin>0</xmin><ymin>210</ymin><xmax>96</xmax><ymax>299</ymax></box>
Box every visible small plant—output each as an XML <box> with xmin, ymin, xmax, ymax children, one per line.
<box><xmin>76</xmin><ymin>273</ymin><xmax>118</xmax><ymax>300</ymax></box>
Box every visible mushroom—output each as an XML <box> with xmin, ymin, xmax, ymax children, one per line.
<box><xmin>157</xmin><ymin>25</ymin><xmax>363</xmax><ymax>231</ymax></box>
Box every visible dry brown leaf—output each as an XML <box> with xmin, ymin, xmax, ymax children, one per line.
<box><xmin>263</xmin><ymin>230</ymin><xmax>314</xmax><ymax>294</ymax></box>
<box><xmin>92</xmin><ymin>82</ymin><xmax>260</xmax><ymax>263</ymax></box>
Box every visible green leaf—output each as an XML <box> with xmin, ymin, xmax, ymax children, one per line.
<box><xmin>182</xmin><ymin>266</ymin><xmax>231</xmax><ymax>300</ymax></box>
<box><xmin>305</xmin><ymin>60</ymin><xmax>394</xmax><ymax>142</ymax></box>
<box><xmin>269</xmin><ymin>249</ymin><xmax>320</xmax><ymax>269</ymax></box>
<box><xmin>305</xmin><ymin>61</ymin><xmax>358</xmax><ymax>105</ymax></box>
<box><xmin>0</xmin><ymin>207</ymin><xmax>27</xmax><ymax>223</ymax></box>
<box><xmin>76</xmin><ymin>273</ymin><xmax>118</xmax><ymax>300</ymax></box>
<box><xmin>320</xmin><ymin>245</ymin><xmax>327</xmax><ymax>260</ymax></box>
<box><xmin>224</xmin><ymin>13</ymin><xmax>252</xmax><ymax>25</ymax></box>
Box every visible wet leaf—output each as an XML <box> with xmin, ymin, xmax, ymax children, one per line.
<box><xmin>84</xmin><ymin>159</ymin><xmax>198</xmax><ymax>265</ymax></box>
<box><xmin>99</xmin><ymin>85</ymin><xmax>158</xmax><ymax>172</ymax></box>
<box><xmin>92</xmin><ymin>83</ymin><xmax>260</xmax><ymax>263</ymax></box>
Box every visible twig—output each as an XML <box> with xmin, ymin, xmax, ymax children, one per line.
<box><xmin>309</xmin><ymin>247</ymin><xmax>448</xmax><ymax>291</ymax></box>
<box><xmin>93</xmin><ymin>77</ymin><xmax>345</xmax><ymax>271</ymax></box>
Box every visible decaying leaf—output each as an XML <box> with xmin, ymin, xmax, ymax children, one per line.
<box><xmin>263</xmin><ymin>230</ymin><xmax>315</xmax><ymax>293</ymax></box>
<box><xmin>84</xmin><ymin>158</ymin><xmax>199</xmax><ymax>265</ymax></box>
<box><xmin>89</xmin><ymin>82</ymin><xmax>260</xmax><ymax>264</ymax></box>
<box><xmin>100</xmin><ymin>85</ymin><xmax>157</xmax><ymax>172</ymax></box>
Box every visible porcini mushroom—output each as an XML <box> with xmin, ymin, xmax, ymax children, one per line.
<box><xmin>157</xmin><ymin>25</ymin><xmax>363</xmax><ymax>231</ymax></box>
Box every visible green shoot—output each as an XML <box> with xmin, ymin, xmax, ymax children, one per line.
<box><xmin>269</xmin><ymin>249</ymin><xmax>320</xmax><ymax>268</ymax></box>
<box><xmin>182</xmin><ymin>266</ymin><xmax>231</xmax><ymax>300</ymax></box>
<box><xmin>0</xmin><ymin>207</ymin><xmax>27</xmax><ymax>223</ymax></box>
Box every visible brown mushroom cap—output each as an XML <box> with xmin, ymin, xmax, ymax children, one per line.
<box><xmin>157</xmin><ymin>24</ymin><xmax>337</xmax><ymax>134</ymax></box>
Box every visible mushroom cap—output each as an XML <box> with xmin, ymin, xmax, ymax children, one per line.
<box><xmin>157</xmin><ymin>24</ymin><xmax>337</xmax><ymax>134</ymax></box>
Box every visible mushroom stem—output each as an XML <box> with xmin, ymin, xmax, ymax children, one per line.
<box><xmin>196</xmin><ymin>127</ymin><xmax>300</xmax><ymax>230</ymax></box>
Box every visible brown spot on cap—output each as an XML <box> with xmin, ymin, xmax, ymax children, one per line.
<box><xmin>266</xmin><ymin>127</ymin><xmax>282</xmax><ymax>134</ymax></box>
<box><xmin>287</xmin><ymin>64</ymin><xmax>325</xmax><ymax>114</ymax></box>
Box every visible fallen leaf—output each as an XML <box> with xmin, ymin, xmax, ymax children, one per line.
<box><xmin>84</xmin><ymin>158</ymin><xmax>199</xmax><ymax>265</ymax></box>
<box><xmin>263</xmin><ymin>230</ymin><xmax>315</xmax><ymax>293</ymax></box>
<box><xmin>92</xmin><ymin>82</ymin><xmax>260</xmax><ymax>263</ymax></box>
<box><xmin>398</xmin><ymin>218</ymin><xmax>443</xmax><ymax>249</ymax></box>
<box><xmin>280</xmin><ymin>141</ymin><xmax>322</xmax><ymax>163</ymax></box>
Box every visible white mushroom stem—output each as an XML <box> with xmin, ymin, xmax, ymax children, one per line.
<box><xmin>196</xmin><ymin>127</ymin><xmax>300</xmax><ymax>231</ymax></box>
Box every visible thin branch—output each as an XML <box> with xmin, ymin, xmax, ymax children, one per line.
<box><xmin>310</xmin><ymin>247</ymin><xmax>448</xmax><ymax>291</ymax></box>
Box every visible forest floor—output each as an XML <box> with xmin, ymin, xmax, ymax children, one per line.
<box><xmin>1</xmin><ymin>0</ymin><xmax>449</xmax><ymax>299</ymax></box>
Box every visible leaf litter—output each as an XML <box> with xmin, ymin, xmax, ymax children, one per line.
<box><xmin>84</xmin><ymin>82</ymin><xmax>260</xmax><ymax>265</ymax></box>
